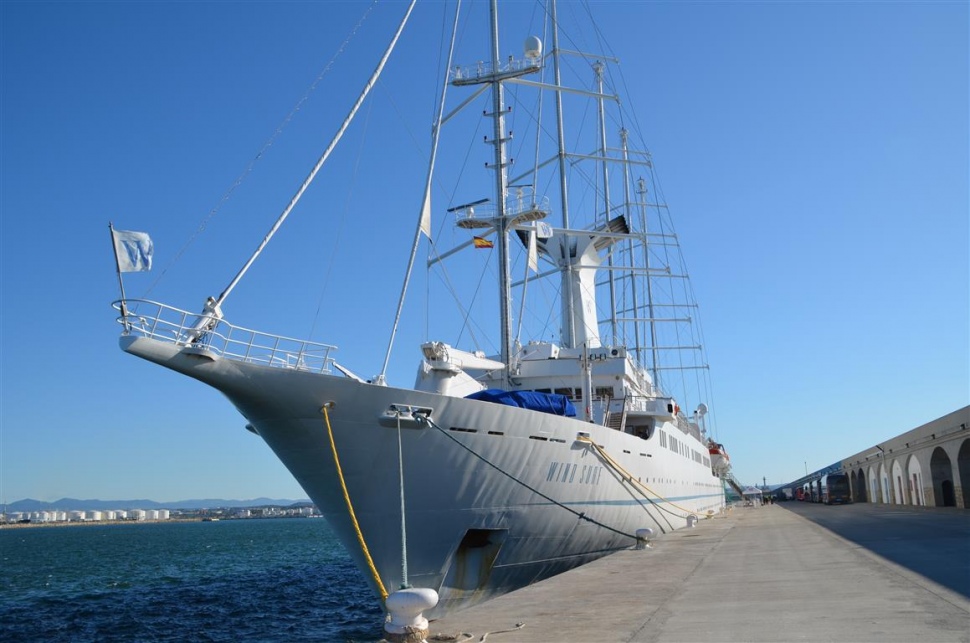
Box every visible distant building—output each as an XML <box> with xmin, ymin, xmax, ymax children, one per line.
<box><xmin>841</xmin><ymin>406</ymin><xmax>969</xmax><ymax>507</ymax></box>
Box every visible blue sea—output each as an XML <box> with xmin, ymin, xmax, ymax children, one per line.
<box><xmin>0</xmin><ymin>518</ymin><xmax>385</xmax><ymax>642</ymax></box>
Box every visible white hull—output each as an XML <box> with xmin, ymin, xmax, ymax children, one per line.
<box><xmin>122</xmin><ymin>334</ymin><xmax>724</xmax><ymax>615</ymax></box>
<box><xmin>113</xmin><ymin>2</ymin><xmax>732</xmax><ymax>620</ymax></box>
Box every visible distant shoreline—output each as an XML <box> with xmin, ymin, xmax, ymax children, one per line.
<box><xmin>1</xmin><ymin>518</ymin><xmax>202</xmax><ymax>530</ymax></box>
<box><xmin>1</xmin><ymin>515</ymin><xmax>318</xmax><ymax>530</ymax></box>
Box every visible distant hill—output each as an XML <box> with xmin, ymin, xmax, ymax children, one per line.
<box><xmin>5</xmin><ymin>498</ymin><xmax>311</xmax><ymax>512</ymax></box>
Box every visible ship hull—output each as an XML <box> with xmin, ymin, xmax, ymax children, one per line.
<box><xmin>122</xmin><ymin>335</ymin><xmax>724</xmax><ymax>616</ymax></box>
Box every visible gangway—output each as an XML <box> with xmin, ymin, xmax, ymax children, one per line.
<box><xmin>723</xmin><ymin>473</ymin><xmax>745</xmax><ymax>498</ymax></box>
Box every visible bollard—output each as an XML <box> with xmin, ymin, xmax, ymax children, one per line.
<box><xmin>635</xmin><ymin>527</ymin><xmax>655</xmax><ymax>550</ymax></box>
<box><xmin>384</xmin><ymin>587</ymin><xmax>439</xmax><ymax>643</ymax></box>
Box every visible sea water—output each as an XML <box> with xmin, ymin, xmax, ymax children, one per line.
<box><xmin>0</xmin><ymin>518</ymin><xmax>384</xmax><ymax>642</ymax></box>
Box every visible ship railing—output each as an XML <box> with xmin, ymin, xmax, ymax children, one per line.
<box><xmin>113</xmin><ymin>299</ymin><xmax>336</xmax><ymax>374</ymax></box>
<box><xmin>674</xmin><ymin>414</ymin><xmax>695</xmax><ymax>436</ymax></box>
<box><xmin>450</xmin><ymin>57</ymin><xmax>541</xmax><ymax>84</ymax></box>
<box><xmin>453</xmin><ymin>195</ymin><xmax>551</xmax><ymax>228</ymax></box>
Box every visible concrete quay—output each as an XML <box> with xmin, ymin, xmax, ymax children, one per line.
<box><xmin>427</xmin><ymin>503</ymin><xmax>970</xmax><ymax>642</ymax></box>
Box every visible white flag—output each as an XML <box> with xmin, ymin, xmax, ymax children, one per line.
<box><xmin>112</xmin><ymin>229</ymin><xmax>153</xmax><ymax>272</ymax></box>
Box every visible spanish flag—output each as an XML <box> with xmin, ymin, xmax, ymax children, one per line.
<box><xmin>473</xmin><ymin>236</ymin><xmax>494</xmax><ymax>249</ymax></box>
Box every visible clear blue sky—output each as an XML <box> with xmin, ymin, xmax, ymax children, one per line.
<box><xmin>1</xmin><ymin>1</ymin><xmax>967</xmax><ymax>503</ymax></box>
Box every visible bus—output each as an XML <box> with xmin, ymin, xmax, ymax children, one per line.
<box><xmin>820</xmin><ymin>473</ymin><xmax>851</xmax><ymax>505</ymax></box>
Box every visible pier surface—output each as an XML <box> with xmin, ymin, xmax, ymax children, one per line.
<box><xmin>428</xmin><ymin>503</ymin><xmax>970</xmax><ymax>642</ymax></box>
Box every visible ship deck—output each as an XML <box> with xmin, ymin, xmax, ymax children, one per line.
<box><xmin>427</xmin><ymin>502</ymin><xmax>970</xmax><ymax>642</ymax></box>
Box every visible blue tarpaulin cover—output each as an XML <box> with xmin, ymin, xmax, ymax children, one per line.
<box><xmin>465</xmin><ymin>389</ymin><xmax>577</xmax><ymax>417</ymax></box>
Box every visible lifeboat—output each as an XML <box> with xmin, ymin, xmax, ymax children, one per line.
<box><xmin>708</xmin><ymin>440</ymin><xmax>731</xmax><ymax>476</ymax></box>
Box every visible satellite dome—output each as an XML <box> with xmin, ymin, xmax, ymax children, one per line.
<box><xmin>524</xmin><ymin>36</ymin><xmax>542</xmax><ymax>61</ymax></box>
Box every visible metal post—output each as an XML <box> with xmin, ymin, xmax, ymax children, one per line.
<box><xmin>108</xmin><ymin>222</ymin><xmax>131</xmax><ymax>331</ymax></box>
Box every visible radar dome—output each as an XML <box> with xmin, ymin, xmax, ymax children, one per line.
<box><xmin>524</xmin><ymin>36</ymin><xmax>542</xmax><ymax>61</ymax></box>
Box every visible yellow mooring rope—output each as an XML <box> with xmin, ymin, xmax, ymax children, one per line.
<box><xmin>322</xmin><ymin>404</ymin><xmax>388</xmax><ymax>601</ymax></box>
<box><xmin>578</xmin><ymin>436</ymin><xmax>713</xmax><ymax>519</ymax></box>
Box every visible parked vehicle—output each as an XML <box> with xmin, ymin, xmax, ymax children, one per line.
<box><xmin>820</xmin><ymin>473</ymin><xmax>852</xmax><ymax>504</ymax></box>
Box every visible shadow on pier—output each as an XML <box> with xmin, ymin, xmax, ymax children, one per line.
<box><xmin>778</xmin><ymin>501</ymin><xmax>970</xmax><ymax>598</ymax></box>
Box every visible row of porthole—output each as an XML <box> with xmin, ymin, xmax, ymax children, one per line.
<box><xmin>447</xmin><ymin>427</ymin><xmax>715</xmax><ymax>482</ymax></box>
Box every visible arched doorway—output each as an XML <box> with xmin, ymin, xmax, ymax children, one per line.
<box><xmin>906</xmin><ymin>454</ymin><xmax>925</xmax><ymax>506</ymax></box>
<box><xmin>868</xmin><ymin>467</ymin><xmax>879</xmax><ymax>503</ymax></box>
<box><xmin>854</xmin><ymin>469</ymin><xmax>868</xmax><ymax>502</ymax></box>
<box><xmin>879</xmin><ymin>462</ymin><xmax>891</xmax><ymax>504</ymax></box>
<box><xmin>959</xmin><ymin>439</ymin><xmax>970</xmax><ymax>509</ymax></box>
<box><xmin>891</xmin><ymin>460</ymin><xmax>906</xmax><ymax>504</ymax></box>
<box><xmin>930</xmin><ymin>447</ymin><xmax>956</xmax><ymax>507</ymax></box>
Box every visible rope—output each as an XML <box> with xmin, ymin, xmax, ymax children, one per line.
<box><xmin>422</xmin><ymin>417</ymin><xmax>638</xmax><ymax>542</ymax></box>
<box><xmin>480</xmin><ymin>623</ymin><xmax>526</xmax><ymax>641</ymax></box>
<box><xmin>578</xmin><ymin>436</ymin><xmax>714</xmax><ymax>521</ymax></box>
<box><xmin>396</xmin><ymin>412</ymin><xmax>409</xmax><ymax>588</ymax></box>
<box><xmin>322</xmin><ymin>405</ymin><xmax>388</xmax><ymax>601</ymax></box>
<box><xmin>575</xmin><ymin>436</ymin><xmax>674</xmax><ymax>532</ymax></box>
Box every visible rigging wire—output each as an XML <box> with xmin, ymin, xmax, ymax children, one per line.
<box><xmin>308</xmin><ymin>99</ymin><xmax>373</xmax><ymax>342</ymax></box>
<box><xmin>379</xmin><ymin>0</ymin><xmax>464</xmax><ymax>382</ymax></box>
<box><xmin>574</xmin><ymin>0</ymin><xmax>719</xmax><ymax>436</ymax></box>
<box><xmin>421</xmin><ymin>415</ymin><xmax>641</xmax><ymax>542</ymax></box>
<box><xmin>453</xmin><ymin>248</ymin><xmax>496</xmax><ymax>354</ymax></box>
<box><xmin>214</xmin><ymin>0</ymin><xmax>418</xmax><ymax>308</ymax></box>
<box><xmin>141</xmin><ymin>1</ymin><xmax>379</xmax><ymax>299</ymax></box>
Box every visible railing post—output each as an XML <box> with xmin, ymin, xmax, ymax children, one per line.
<box><xmin>243</xmin><ymin>331</ymin><xmax>254</xmax><ymax>361</ymax></box>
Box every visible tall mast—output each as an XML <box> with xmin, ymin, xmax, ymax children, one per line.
<box><xmin>549</xmin><ymin>0</ymin><xmax>577</xmax><ymax>349</ymax></box>
<box><xmin>637</xmin><ymin>177</ymin><xmax>660</xmax><ymax>385</ymax></box>
<box><xmin>488</xmin><ymin>0</ymin><xmax>513</xmax><ymax>385</ymax></box>
<box><xmin>451</xmin><ymin>1</ymin><xmax>543</xmax><ymax>383</ymax></box>
<box><xmin>620</xmin><ymin>129</ymin><xmax>643</xmax><ymax>360</ymax></box>
<box><xmin>594</xmin><ymin>60</ymin><xmax>618</xmax><ymax>345</ymax></box>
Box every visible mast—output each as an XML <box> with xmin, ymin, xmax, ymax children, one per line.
<box><xmin>487</xmin><ymin>0</ymin><xmax>513</xmax><ymax>385</ymax></box>
<box><xmin>594</xmin><ymin>60</ymin><xmax>618</xmax><ymax>345</ymax></box>
<box><xmin>450</xmin><ymin>1</ymin><xmax>544</xmax><ymax>385</ymax></box>
<box><xmin>620</xmin><ymin>129</ymin><xmax>643</xmax><ymax>361</ymax></box>
<box><xmin>637</xmin><ymin>177</ymin><xmax>660</xmax><ymax>385</ymax></box>
<box><xmin>549</xmin><ymin>0</ymin><xmax>577</xmax><ymax>349</ymax></box>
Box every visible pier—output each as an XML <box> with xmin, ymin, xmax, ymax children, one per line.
<box><xmin>427</xmin><ymin>503</ymin><xmax>970</xmax><ymax>642</ymax></box>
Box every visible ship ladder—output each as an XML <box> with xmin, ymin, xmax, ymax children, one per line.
<box><xmin>605</xmin><ymin>396</ymin><xmax>627</xmax><ymax>432</ymax></box>
<box><xmin>724</xmin><ymin>474</ymin><xmax>745</xmax><ymax>497</ymax></box>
